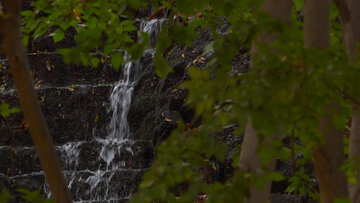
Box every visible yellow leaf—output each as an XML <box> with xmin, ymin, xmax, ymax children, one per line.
<box><xmin>212</xmin><ymin>162</ymin><xmax>217</xmax><ymax>170</ymax></box>
<box><xmin>35</xmin><ymin>80</ymin><xmax>43</xmax><ymax>88</ymax></box>
<box><xmin>197</xmin><ymin>56</ymin><xmax>205</xmax><ymax>63</ymax></box>
<box><xmin>94</xmin><ymin>114</ymin><xmax>99</xmax><ymax>123</ymax></box>
<box><xmin>68</xmin><ymin>85</ymin><xmax>75</xmax><ymax>92</ymax></box>
<box><xmin>164</xmin><ymin>117</ymin><xmax>172</xmax><ymax>122</ymax></box>
<box><xmin>46</xmin><ymin>59</ymin><xmax>51</xmax><ymax>71</ymax></box>
<box><xmin>73</xmin><ymin>8</ymin><xmax>82</xmax><ymax>22</ymax></box>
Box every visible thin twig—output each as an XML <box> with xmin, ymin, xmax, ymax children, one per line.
<box><xmin>333</xmin><ymin>85</ymin><xmax>360</xmax><ymax>106</ymax></box>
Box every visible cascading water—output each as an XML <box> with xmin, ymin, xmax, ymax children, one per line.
<box><xmin>43</xmin><ymin>18</ymin><xmax>165</xmax><ymax>202</ymax></box>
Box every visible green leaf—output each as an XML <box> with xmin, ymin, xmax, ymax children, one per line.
<box><xmin>252</xmin><ymin>174</ymin><xmax>266</xmax><ymax>189</ymax></box>
<box><xmin>34</xmin><ymin>23</ymin><xmax>48</xmax><ymax>38</ymax></box>
<box><xmin>155</xmin><ymin>55</ymin><xmax>172</xmax><ymax>77</ymax></box>
<box><xmin>334</xmin><ymin>198</ymin><xmax>351</xmax><ymax>203</ymax></box>
<box><xmin>294</xmin><ymin>0</ymin><xmax>304</xmax><ymax>9</ymax></box>
<box><xmin>140</xmin><ymin>178</ymin><xmax>154</xmax><ymax>188</ymax></box>
<box><xmin>0</xmin><ymin>190</ymin><xmax>12</xmax><ymax>202</ymax></box>
<box><xmin>87</xmin><ymin>16</ymin><xmax>98</xmax><ymax>29</ymax></box>
<box><xmin>22</xmin><ymin>35</ymin><xmax>29</xmax><ymax>47</ymax></box>
<box><xmin>127</xmin><ymin>43</ymin><xmax>144</xmax><ymax>60</ymax></box>
<box><xmin>58</xmin><ymin>48</ymin><xmax>81</xmax><ymax>64</ymax></box>
<box><xmin>80</xmin><ymin>54</ymin><xmax>90</xmax><ymax>66</ymax></box>
<box><xmin>104</xmin><ymin>44</ymin><xmax>117</xmax><ymax>55</ymax></box>
<box><xmin>21</xmin><ymin>10</ymin><xmax>34</xmax><ymax>17</ymax></box>
<box><xmin>16</xmin><ymin>188</ymin><xmax>54</xmax><ymax>203</ymax></box>
<box><xmin>111</xmin><ymin>52</ymin><xmax>124</xmax><ymax>70</ymax></box>
<box><xmin>60</xmin><ymin>21</ymin><xmax>70</xmax><ymax>30</ymax></box>
<box><xmin>90</xmin><ymin>57</ymin><xmax>100</xmax><ymax>67</ymax></box>
<box><xmin>0</xmin><ymin>102</ymin><xmax>21</xmax><ymax>117</ymax></box>
<box><xmin>53</xmin><ymin>29</ymin><xmax>65</xmax><ymax>43</ymax></box>
<box><xmin>121</xmin><ymin>20</ymin><xmax>137</xmax><ymax>32</ymax></box>
<box><xmin>267</xmin><ymin>171</ymin><xmax>285</xmax><ymax>181</ymax></box>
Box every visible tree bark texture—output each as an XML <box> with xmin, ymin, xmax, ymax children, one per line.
<box><xmin>238</xmin><ymin>1</ymin><xmax>293</xmax><ymax>202</ymax></box>
<box><xmin>304</xmin><ymin>0</ymin><xmax>330</xmax><ymax>49</ymax></box>
<box><xmin>341</xmin><ymin>0</ymin><xmax>360</xmax><ymax>200</ymax></box>
<box><xmin>0</xmin><ymin>0</ymin><xmax>72</xmax><ymax>202</ymax></box>
<box><xmin>304</xmin><ymin>0</ymin><xmax>348</xmax><ymax>202</ymax></box>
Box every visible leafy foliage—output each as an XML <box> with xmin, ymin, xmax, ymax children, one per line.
<box><xmin>21</xmin><ymin>0</ymin><xmax>360</xmax><ymax>201</ymax></box>
<box><xmin>17</xmin><ymin>189</ymin><xmax>53</xmax><ymax>203</ymax></box>
<box><xmin>0</xmin><ymin>189</ymin><xmax>53</xmax><ymax>203</ymax></box>
<box><xmin>22</xmin><ymin>0</ymin><xmax>150</xmax><ymax>66</ymax></box>
<box><xmin>0</xmin><ymin>101</ymin><xmax>20</xmax><ymax>117</ymax></box>
<box><xmin>0</xmin><ymin>189</ymin><xmax>12</xmax><ymax>202</ymax></box>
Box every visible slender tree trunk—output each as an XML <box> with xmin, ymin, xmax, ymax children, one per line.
<box><xmin>350</xmin><ymin>106</ymin><xmax>360</xmax><ymax>201</ymax></box>
<box><xmin>0</xmin><ymin>0</ymin><xmax>72</xmax><ymax>202</ymax></box>
<box><xmin>312</xmin><ymin>113</ymin><xmax>348</xmax><ymax>202</ymax></box>
<box><xmin>239</xmin><ymin>120</ymin><xmax>277</xmax><ymax>203</ymax></box>
<box><xmin>304</xmin><ymin>0</ymin><xmax>348</xmax><ymax>202</ymax></box>
<box><xmin>238</xmin><ymin>1</ymin><xmax>293</xmax><ymax>202</ymax></box>
<box><xmin>341</xmin><ymin>0</ymin><xmax>360</xmax><ymax>62</ymax></box>
<box><xmin>340</xmin><ymin>0</ymin><xmax>360</xmax><ymax>201</ymax></box>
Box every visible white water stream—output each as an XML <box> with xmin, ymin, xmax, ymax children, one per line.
<box><xmin>43</xmin><ymin>19</ymin><xmax>165</xmax><ymax>202</ymax></box>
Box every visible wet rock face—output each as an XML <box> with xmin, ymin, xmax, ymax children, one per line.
<box><xmin>0</xmin><ymin>85</ymin><xmax>115</xmax><ymax>146</ymax></box>
<box><xmin>0</xmin><ymin>48</ymin><xmax>151</xmax><ymax>200</ymax></box>
<box><xmin>0</xmin><ymin>53</ymin><xmax>119</xmax><ymax>91</ymax></box>
<box><xmin>0</xmin><ymin>14</ymin><xmax>170</xmax><ymax>201</ymax></box>
<box><xmin>129</xmin><ymin>28</ymin><xmax>215</xmax><ymax>144</ymax></box>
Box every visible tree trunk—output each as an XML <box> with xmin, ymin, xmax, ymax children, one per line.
<box><xmin>350</xmin><ymin>106</ymin><xmax>360</xmax><ymax>201</ymax></box>
<box><xmin>239</xmin><ymin>120</ymin><xmax>277</xmax><ymax>203</ymax></box>
<box><xmin>0</xmin><ymin>0</ymin><xmax>72</xmax><ymax>202</ymax></box>
<box><xmin>312</xmin><ymin>114</ymin><xmax>348</xmax><ymax>202</ymax></box>
<box><xmin>304</xmin><ymin>0</ymin><xmax>348</xmax><ymax>201</ymax></box>
<box><xmin>238</xmin><ymin>1</ymin><xmax>293</xmax><ymax>202</ymax></box>
<box><xmin>340</xmin><ymin>0</ymin><xmax>360</xmax><ymax>201</ymax></box>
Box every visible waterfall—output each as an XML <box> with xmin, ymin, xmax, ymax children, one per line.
<box><xmin>107</xmin><ymin>18</ymin><xmax>166</xmax><ymax>141</ymax></box>
<box><xmin>107</xmin><ymin>60</ymin><xmax>133</xmax><ymax>141</ymax></box>
<box><xmin>43</xmin><ymin>18</ymin><xmax>165</xmax><ymax>202</ymax></box>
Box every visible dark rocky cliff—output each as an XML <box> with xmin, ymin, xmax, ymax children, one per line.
<box><xmin>0</xmin><ymin>21</ymin><xmax>244</xmax><ymax>201</ymax></box>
